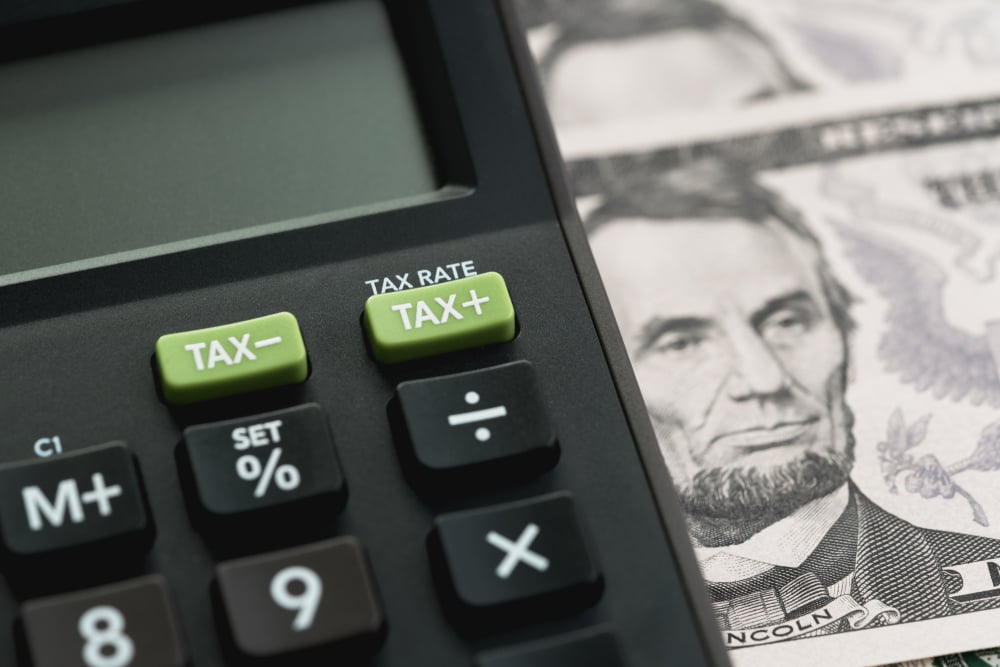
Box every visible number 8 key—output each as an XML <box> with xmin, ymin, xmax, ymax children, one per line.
<box><xmin>21</xmin><ymin>575</ymin><xmax>188</xmax><ymax>667</ymax></box>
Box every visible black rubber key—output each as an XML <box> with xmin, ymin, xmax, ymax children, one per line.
<box><xmin>476</xmin><ymin>627</ymin><xmax>625</xmax><ymax>667</ymax></box>
<box><xmin>216</xmin><ymin>536</ymin><xmax>385</xmax><ymax>660</ymax></box>
<box><xmin>181</xmin><ymin>403</ymin><xmax>346</xmax><ymax>528</ymax></box>
<box><xmin>0</xmin><ymin>442</ymin><xmax>152</xmax><ymax>562</ymax></box>
<box><xmin>395</xmin><ymin>361</ymin><xmax>557</xmax><ymax>490</ymax></box>
<box><xmin>21</xmin><ymin>574</ymin><xmax>188</xmax><ymax>667</ymax></box>
<box><xmin>429</xmin><ymin>491</ymin><xmax>601</xmax><ymax>630</ymax></box>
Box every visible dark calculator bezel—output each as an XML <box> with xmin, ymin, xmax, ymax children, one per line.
<box><xmin>0</xmin><ymin>1</ymin><xmax>729</xmax><ymax>665</ymax></box>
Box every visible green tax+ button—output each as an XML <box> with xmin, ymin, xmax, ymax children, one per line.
<box><xmin>155</xmin><ymin>312</ymin><xmax>308</xmax><ymax>405</ymax></box>
<box><xmin>364</xmin><ymin>272</ymin><xmax>515</xmax><ymax>363</ymax></box>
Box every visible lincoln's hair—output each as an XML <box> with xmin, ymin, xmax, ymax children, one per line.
<box><xmin>585</xmin><ymin>158</ymin><xmax>855</xmax><ymax>338</ymax></box>
<box><xmin>524</xmin><ymin>0</ymin><xmax>809</xmax><ymax>93</ymax></box>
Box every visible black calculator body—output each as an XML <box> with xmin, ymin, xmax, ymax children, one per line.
<box><xmin>0</xmin><ymin>1</ymin><xmax>729</xmax><ymax>665</ymax></box>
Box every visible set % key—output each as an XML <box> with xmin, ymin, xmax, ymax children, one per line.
<box><xmin>181</xmin><ymin>404</ymin><xmax>348</xmax><ymax>525</ymax></box>
<box><xmin>232</xmin><ymin>420</ymin><xmax>302</xmax><ymax>498</ymax></box>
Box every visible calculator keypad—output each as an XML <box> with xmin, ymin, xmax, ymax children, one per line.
<box><xmin>216</xmin><ymin>536</ymin><xmax>385</xmax><ymax>659</ymax></box>
<box><xmin>430</xmin><ymin>492</ymin><xmax>601</xmax><ymax>627</ymax></box>
<box><xmin>0</xmin><ymin>442</ymin><xmax>151</xmax><ymax>560</ymax></box>
<box><xmin>395</xmin><ymin>361</ymin><xmax>557</xmax><ymax>488</ymax></box>
<box><xmin>181</xmin><ymin>404</ymin><xmax>346</xmax><ymax>522</ymax></box>
<box><xmin>6</xmin><ymin>281</ymin><xmax>631</xmax><ymax>664</ymax></box>
<box><xmin>21</xmin><ymin>574</ymin><xmax>188</xmax><ymax>667</ymax></box>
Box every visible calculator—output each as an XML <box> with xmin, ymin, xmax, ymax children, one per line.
<box><xmin>0</xmin><ymin>1</ymin><xmax>729</xmax><ymax>665</ymax></box>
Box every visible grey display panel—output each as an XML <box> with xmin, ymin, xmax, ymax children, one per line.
<box><xmin>0</xmin><ymin>0</ymin><xmax>439</xmax><ymax>284</ymax></box>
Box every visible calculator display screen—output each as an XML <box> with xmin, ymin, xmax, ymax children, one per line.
<box><xmin>0</xmin><ymin>0</ymin><xmax>438</xmax><ymax>284</ymax></box>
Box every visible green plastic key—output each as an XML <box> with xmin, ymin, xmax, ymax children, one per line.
<box><xmin>155</xmin><ymin>312</ymin><xmax>308</xmax><ymax>405</ymax></box>
<box><xmin>363</xmin><ymin>272</ymin><xmax>516</xmax><ymax>363</ymax></box>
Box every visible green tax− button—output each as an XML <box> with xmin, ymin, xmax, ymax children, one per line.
<box><xmin>364</xmin><ymin>272</ymin><xmax>516</xmax><ymax>363</ymax></box>
<box><xmin>155</xmin><ymin>312</ymin><xmax>308</xmax><ymax>405</ymax></box>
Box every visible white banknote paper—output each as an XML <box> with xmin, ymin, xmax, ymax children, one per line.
<box><xmin>518</xmin><ymin>1</ymin><xmax>1000</xmax><ymax>665</ymax></box>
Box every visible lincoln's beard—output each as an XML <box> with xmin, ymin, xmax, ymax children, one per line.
<box><xmin>678</xmin><ymin>443</ymin><xmax>854</xmax><ymax>527</ymax></box>
<box><xmin>672</xmin><ymin>369</ymin><xmax>856</xmax><ymax>544</ymax></box>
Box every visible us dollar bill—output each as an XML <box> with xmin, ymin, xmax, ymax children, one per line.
<box><xmin>518</xmin><ymin>2</ymin><xmax>1000</xmax><ymax>666</ymax></box>
<box><xmin>883</xmin><ymin>647</ymin><xmax>1000</xmax><ymax>667</ymax></box>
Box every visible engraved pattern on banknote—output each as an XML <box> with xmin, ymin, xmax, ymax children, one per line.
<box><xmin>875</xmin><ymin>408</ymin><xmax>1000</xmax><ymax>527</ymax></box>
<box><xmin>831</xmin><ymin>201</ymin><xmax>1000</xmax><ymax>407</ymax></box>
